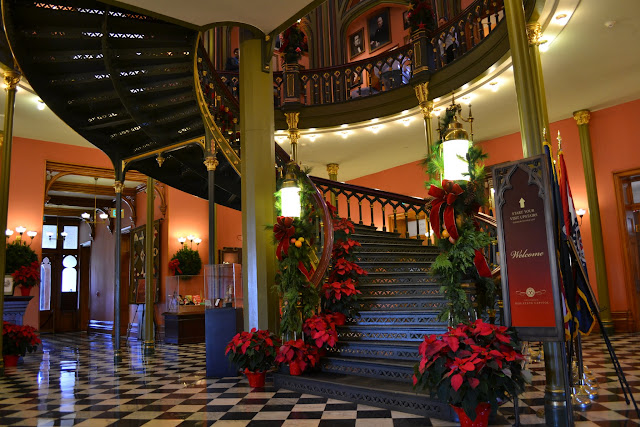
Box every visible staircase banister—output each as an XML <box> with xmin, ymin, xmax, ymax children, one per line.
<box><xmin>473</xmin><ymin>211</ymin><xmax>497</xmax><ymax>227</ymax></box>
<box><xmin>198</xmin><ymin>41</ymin><xmax>239</xmax><ymax>117</ymax></box>
<box><xmin>309</xmin><ymin>175</ymin><xmax>431</xmax><ymax>206</ymax></box>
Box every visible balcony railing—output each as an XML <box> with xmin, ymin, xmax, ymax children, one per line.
<box><xmin>214</xmin><ymin>0</ymin><xmax>505</xmax><ymax>107</ymax></box>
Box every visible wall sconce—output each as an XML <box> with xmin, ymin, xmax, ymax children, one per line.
<box><xmin>60</xmin><ymin>231</ymin><xmax>68</xmax><ymax>240</ymax></box>
<box><xmin>194</xmin><ymin>237</ymin><xmax>202</xmax><ymax>248</ymax></box>
<box><xmin>178</xmin><ymin>236</ymin><xmax>187</xmax><ymax>246</ymax></box>
<box><xmin>15</xmin><ymin>226</ymin><xmax>26</xmax><ymax>240</ymax></box>
<box><xmin>5</xmin><ymin>229</ymin><xmax>13</xmax><ymax>238</ymax></box>
<box><xmin>576</xmin><ymin>208</ymin><xmax>586</xmax><ymax>225</ymax></box>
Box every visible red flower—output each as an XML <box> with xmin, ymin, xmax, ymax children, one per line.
<box><xmin>303</xmin><ymin>314</ymin><xmax>339</xmax><ymax>349</ymax></box>
<box><xmin>12</xmin><ymin>261</ymin><xmax>40</xmax><ymax>288</ymax></box>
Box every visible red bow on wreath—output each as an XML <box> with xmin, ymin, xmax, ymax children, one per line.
<box><xmin>168</xmin><ymin>259</ymin><xmax>182</xmax><ymax>275</ymax></box>
<box><xmin>274</xmin><ymin>216</ymin><xmax>295</xmax><ymax>261</ymax></box>
<box><xmin>428</xmin><ymin>179</ymin><xmax>463</xmax><ymax>241</ymax></box>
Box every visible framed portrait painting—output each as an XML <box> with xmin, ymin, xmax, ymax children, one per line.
<box><xmin>349</xmin><ymin>28</ymin><xmax>365</xmax><ymax>59</ymax></box>
<box><xmin>368</xmin><ymin>8</ymin><xmax>391</xmax><ymax>53</ymax></box>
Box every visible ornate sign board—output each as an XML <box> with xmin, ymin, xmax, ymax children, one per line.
<box><xmin>492</xmin><ymin>155</ymin><xmax>565</xmax><ymax>341</ymax></box>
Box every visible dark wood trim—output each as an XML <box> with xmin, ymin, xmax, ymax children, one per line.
<box><xmin>613</xmin><ymin>169</ymin><xmax>640</xmax><ymax>331</ymax></box>
<box><xmin>310</xmin><ymin>175</ymin><xmax>430</xmax><ymax>206</ymax></box>
<box><xmin>49</xmin><ymin>181</ymin><xmax>137</xmax><ymax>197</ymax></box>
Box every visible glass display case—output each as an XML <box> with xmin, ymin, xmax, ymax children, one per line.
<box><xmin>204</xmin><ymin>263</ymin><xmax>243</xmax><ymax>309</ymax></box>
<box><xmin>165</xmin><ymin>275</ymin><xmax>206</xmax><ymax>314</ymax></box>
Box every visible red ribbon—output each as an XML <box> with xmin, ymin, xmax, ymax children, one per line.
<box><xmin>168</xmin><ymin>259</ymin><xmax>182</xmax><ymax>275</ymax></box>
<box><xmin>298</xmin><ymin>262</ymin><xmax>315</xmax><ymax>282</ymax></box>
<box><xmin>474</xmin><ymin>250</ymin><xmax>491</xmax><ymax>278</ymax></box>
<box><xmin>428</xmin><ymin>180</ymin><xmax>463</xmax><ymax>241</ymax></box>
<box><xmin>274</xmin><ymin>216</ymin><xmax>295</xmax><ymax>261</ymax></box>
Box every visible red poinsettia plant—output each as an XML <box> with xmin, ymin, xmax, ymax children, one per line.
<box><xmin>3</xmin><ymin>321</ymin><xmax>41</xmax><ymax>356</ymax></box>
<box><xmin>12</xmin><ymin>261</ymin><xmax>40</xmax><ymax>289</ymax></box>
<box><xmin>302</xmin><ymin>313</ymin><xmax>344</xmax><ymax>349</ymax></box>
<box><xmin>413</xmin><ymin>319</ymin><xmax>531</xmax><ymax>420</ymax></box>
<box><xmin>275</xmin><ymin>338</ymin><xmax>322</xmax><ymax>375</ymax></box>
<box><xmin>225</xmin><ymin>328</ymin><xmax>281</xmax><ymax>373</ymax></box>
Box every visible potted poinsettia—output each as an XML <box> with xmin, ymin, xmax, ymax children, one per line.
<box><xmin>225</xmin><ymin>328</ymin><xmax>280</xmax><ymax>387</ymax></box>
<box><xmin>2</xmin><ymin>321</ymin><xmax>41</xmax><ymax>367</ymax></box>
<box><xmin>275</xmin><ymin>338</ymin><xmax>322</xmax><ymax>376</ymax></box>
<box><xmin>413</xmin><ymin>319</ymin><xmax>531</xmax><ymax>426</ymax></box>
<box><xmin>12</xmin><ymin>261</ymin><xmax>40</xmax><ymax>296</ymax></box>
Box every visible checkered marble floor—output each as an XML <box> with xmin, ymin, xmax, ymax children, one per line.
<box><xmin>0</xmin><ymin>332</ymin><xmax>639</xmax><ymax>426</ymax></box>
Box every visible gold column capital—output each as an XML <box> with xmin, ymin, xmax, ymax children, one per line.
<box><xmin>413</xmin><ymin>82</ymin><xmax>433</xmax><ymax>118</ymax></box>
<box><xmin>114</xmin><ymin>181</ymin><xmax>124</xmax><ymax>193</ymax></box>
<box><xmin>573</xmin><ymin>109</ymin><xmax>591</xmax><ymax>125</ymax></box>
<box><xmin>3</xmin><ymin>71</ymin><xmax>21</xmax><ymax>91</ymax></box>
<box><xmin>326</xmin><ymin>163</ymin><xmax>339</xmax><ymax>178</ymax></box>
<box><xmin>526</xmin><ymin>22</ymin><xmax>542</xmax><ymax>46</ymax></box>
<box><xmin>284</xmin><ymin>111</ymin><xmax>300</xmax><ymax>130</ymax></box>
<box><xmin>204</xmin><ymin>155</ymin><xmax>219</xmax><ymax>171</ymax></box>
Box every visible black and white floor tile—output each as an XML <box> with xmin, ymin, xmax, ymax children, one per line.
<box><xmin>0</xmin><ymin>332</ymin><xmax>639</xmax><ymax>426</ymax></box>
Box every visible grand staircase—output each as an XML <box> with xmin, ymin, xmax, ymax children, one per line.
<box><xmin>274</xmin><ymin>224</ymin><xmax>455</xmax><ymax>420</ymax></box>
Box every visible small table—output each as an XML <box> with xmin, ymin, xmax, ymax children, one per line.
<box><xmin>162</xmin><ymin>307</ymin><xmax>205</xmax><ymax>344</ymax></box>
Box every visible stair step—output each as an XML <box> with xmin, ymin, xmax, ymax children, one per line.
<box><xmin>355</xmin><ymin>252</ymin><xmax>438</xmax><ymax>263</ymax></box>
<box><xmin>350</xmin><ymin>233</ymin><xmax>426</xmax><ymax>245</ymax></box>
<box><xmin>273</xmin><ymin>371</ymin><xmax>455</xmax><ymax>420</ymax></box>
<box><xmin>337</xmin><ymin>325</ymin><xmax>447</xmax><ymax>342</ymax></box>
<box><xmin>354</xmin><ymin>242</ymin><xmax>440</xmax><ymax>253</ymax></box>
<box><xmin>321</xmin><ymin>356</ymin><xmax>415</xmax><ymax>382</ymax></box>
<box><xmin>358</xmin><ymin>297</ymin><xmax>448</xmax><ymax>312</ymax></box>
<box><xmin>328</xmin><ymin>340</ymin><xmax>420</xmax><ymax>361</ymax></box>
<box><xmin>348</xmin><ymin>310</ymin><xmax>444</xmax><ymax>327</ymax></box>
<box><xmin>358</xmin><ymin>274</ymin><xmax>439</xmax><ymax>286</ymax></box>
<box><xmin>359</xmin><ymin>284</ymin><xmax>443</xmax><ymax>298</ymax></box>
<box><xmin>356</xmin><ymin>262</ymin><xmax>431</xmax><ymax>274</ymax></box>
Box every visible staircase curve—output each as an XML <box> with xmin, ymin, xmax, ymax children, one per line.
<box><xmin>3</xmin><ymin>0</ymin><xmax>501</xmax><ymax>420</ymax></box>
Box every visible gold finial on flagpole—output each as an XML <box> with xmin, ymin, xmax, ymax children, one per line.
<box><xmin>557</xmin><ymin>130</ymin><xmax>563</xmax><ymax>151</ymax></box>
<box><xmin>542</xmin><ymin>128</ymin><xmax>548</xmax><ymax>143</ymax></box>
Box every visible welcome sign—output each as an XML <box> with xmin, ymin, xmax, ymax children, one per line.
<box><xmin>492</xmin><ymin>155</ymin><xmax>564</xmax><ymax>341</ymax></box>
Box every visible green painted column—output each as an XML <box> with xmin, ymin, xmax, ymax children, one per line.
<box><xmin>113</xmin><ymin>177</ymin><xmax>124</xmax><ymax>362</ymax></box>
<box><xmin>526</xmin><ymin>22</ymin><xmax>551</xmax><ymax>138</ymax></box>
<box><xmin>573</xmin><ymin>109</ymin><xmax>614</xmax><ymax>334</ymax></box>
<box><xmin>504</xmin><ymin>0</ymin><xmax>542</xmax><ymax>157</ymax></box>
<box><xmin>326</xmin><ymin>163</ymin><xmax>339</xmax><ymax>208</ymax></box>
<box><xmin>204</xmin><ymin>130</ymin><xmax>219</xmax><ymax>266</ymax></box>
<box><xmin>414</xmin><ymin>82</ymin><xmax>434</xmax><ymax>157</ymax></box>
<box><xmin>240</xmin><ymin>36</ymin><xmax>278</xmax><ymax>332</ymax></box>
<box><xmin>144</xmin><ymin>177</ymin><xmax>155</xmax><ymax>355</ymax></box>
<box><xmin>505</xmin><ymin>3</ymin><xmax>571</xmax><ymax>424</ymax></box>
<box><xmin>0</xmin><ymin>70</ymin><xmax>21</xmax><ymax>374</ymax></box>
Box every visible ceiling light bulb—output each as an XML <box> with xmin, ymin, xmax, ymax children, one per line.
<box><xmin>99</xmin><ymin>212</ymin><xmax>109</xmax><ymax>220</ymax></box>
<box><xmin>307</xmin><ymin>134</ymin><xmax>317</xmax><ymax>142</ymax></box>
<box><xmin>308</xmin><ymin>128</ymin><xmax>316</xmax><ymax>132</ymax></box>
<box><xmin>37</xmin><ymin>99</ymin><xmax>46</xmax><ymax>110</ymax></box>
<box><xmin>60</xmin><ymin>232</ymin><xmax>68</xmax><ymax>237</ymax></box>
<box><xmin>369</xmin><ymin>125</ymin><xmax>382</xmax><ymax>133</ymax></box>
<box><xmin>434</xmin><ymin>98</ymin><xmax>441</xmax><ymax>102</ymax></box>
<box><xmin>401</xmin><ymin>117</ymin><xmax>413</xmax><ymax>126</ymax></box>
<box><xmin>371</xmin><ymin>118</ymin><xmax>379</xmax><ymax>123</ymax></box>
<box><xmin>340</xmin><ymin>130</ymin><xmax>350</xmax><ymax>139</ymax></box>
<box><xmin>554</xmin><ymin>13</ymin><xmax>570</xmax><ymax>26</ymax></box>
<box><xmin>340</xmin><ymin>124</ymin><xmax>348</xmax><ymax>128</ymax></box>
<box><xmin>81</xmin><ymin>212</ymin><xmax>91</xmax><ymax>219</ymax></box>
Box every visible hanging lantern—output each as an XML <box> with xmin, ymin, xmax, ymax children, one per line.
<box><xmin>280</xmin><ymin>166</ymin><xmax>301</xmax><ymax>217</ymax></box>
<box><xmin>442</xmin><ymin>115</ymin><xmax>470</xmax><ymax>181</ymax></box>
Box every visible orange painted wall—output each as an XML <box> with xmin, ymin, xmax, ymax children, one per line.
<box><xmin>348</xmin><ymin>98</ymin><xmax>640</xmax><ymax>317</ymax></box>
<box><xmin>345</xmin><ymin>4</ymin><xmax>410</xmax><ymax>63</ymax></box>
<box><xmin>4</xmin><ymin>136</ymin><xmax>113</xmax><ymax>330</ymax></box>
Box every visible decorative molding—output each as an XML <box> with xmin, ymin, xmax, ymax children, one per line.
<box><xmin>526</xmin><ymin>22</ymin><xmax>542</xmax><ymax>46</ymax></box>
<box><xmin>204</xmin><ymin>155</ymin><xmax>219</xmax><ymax>171</ymax></box>
<box><xmin>49</xmin><ymin>181</ymin><xmax>136</xmax><ymax>197</ymax></box>
<box><xmin>114</xmin><ymin>181</ymin><xmax>124</xmax><ymax>194</ymax></box>
<box><xmin>326</xmin><ymin>163</ymin><xmax>339</xmax><ymax>179</ymax></box>
<box><xmin>573</xmin><ymin>109</ymin><xmax>591</xmax><ymax>126</ymax></box>
<box><xmin>3</xmin><ymin>71</ymin><xmax>21</xmax><ymax>90</ymax></box>
<box><xmin>46</xmin><ymin>161</ymin><xmax>147</xmax><ymax>182</ymax></box>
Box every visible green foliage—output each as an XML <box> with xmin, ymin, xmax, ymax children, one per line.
<box><xmin>274</xmin><ymin>166</ymin><xmax>322</xmax><ymax>336</ymax></box>
<box><xmin>5</xmin><ymin>241</ymin><xmax>38</xmax><ymax>275</ymax></box>
<box><xmin>423</xmin><ymin>114</ymin><xmax>496</xmax><ymax>323</ymax></box>
<box><xmin>170</xmin><ymin>246</ymin><xmax>202</xmax><ymax>276</ymax></box>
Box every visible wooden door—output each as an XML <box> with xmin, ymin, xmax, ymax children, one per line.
<box><xmin>79</xmin><ymin>245</ymin><xmax>91</xmax><ymax>331</ymax></box>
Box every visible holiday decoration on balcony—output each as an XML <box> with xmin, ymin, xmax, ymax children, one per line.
<box><xmin>277</xmin><ymin>23</ymin><xmax>307</xmax><ymax>64</ymax></box>
<box><xmin>406</xmin><ymin>0</ymin><xmax>437</xmax><ymax>33</ymax></box>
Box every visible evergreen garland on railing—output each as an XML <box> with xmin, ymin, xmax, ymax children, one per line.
<box><xmin>423</xmin><ymin>108</ymin><xmax>497</xmax><ymax>325</ymax></box>
<box><xmin>273</xmin><ymin>167</ymin><xmax>320</xmax><ymax>336</ymax></box>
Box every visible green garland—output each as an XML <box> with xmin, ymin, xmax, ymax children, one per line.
<box><xmin>424</xmin><ymin>109</ymin><xmax>497</xmax><ymax>324</ymax></box>
<box><xmin>274</xmin><ymin>167</ymin><xmax>320</xmax><ymax>336</ymax></box>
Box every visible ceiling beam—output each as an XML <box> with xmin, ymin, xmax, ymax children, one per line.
<box><xmin>49</xmin><ymin>181</ymin><xmax>137</xmax><ymax>197</ymax></box>
<box><xmin>46</xmin><ymin>161</ymin><xmax>148</xmax><ymax>182</ymax></box>
<box><xmin>46</xmin><ymin>195</ymin><xmax>116</xmax><ymax>209</ymax></box>
<box><xmin>43</xmin><ymin>207</ymin><xmax>87</xmax><ymax>218</ymax></box>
